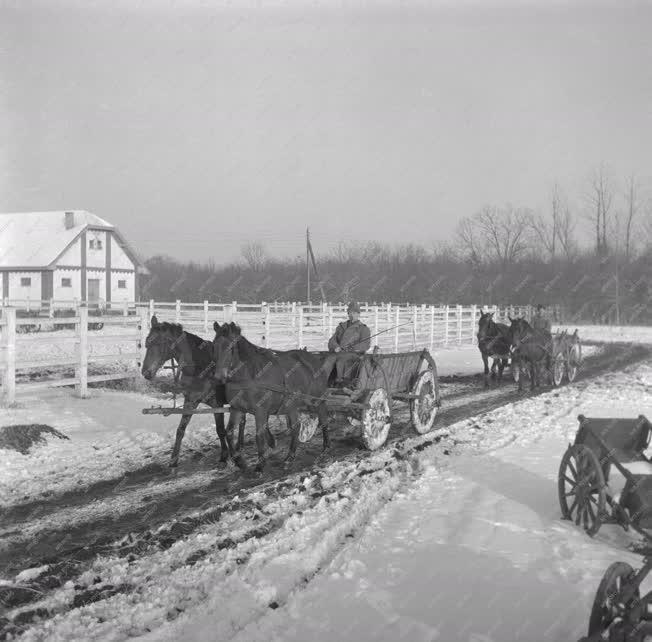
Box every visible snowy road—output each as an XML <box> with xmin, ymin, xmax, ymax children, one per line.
<box><xmin>1</xmin><ymin>342</ymin><xmax>651</xmax><ymax>641</ymax></box>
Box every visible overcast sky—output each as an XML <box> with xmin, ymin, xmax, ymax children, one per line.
<box><xmin>2</xmin><ymin>0</ymin><xmax>651</xmax><ymax>264</ymax></box>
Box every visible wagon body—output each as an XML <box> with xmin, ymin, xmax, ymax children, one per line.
<box><xmin>558</xmin><ymin>414</ymin><xmax>652</xmax><ymax>539</ymax></box>
<box><xmin>298</xmin><ymin>348</ymin><xmax>441</xmax><ymax>450</ymax></box>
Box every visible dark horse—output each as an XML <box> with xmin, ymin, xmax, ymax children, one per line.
<box><xmin>141</xmin><ymin>316</ymin><xmax>251</xmax><ymax>468</ymax></box>
<box><xmin>212</xmin><ymin>321</ymin><xmax>332</xmax><ymax>473</ymax></box>
<box><xmin>477</xmin><ymin>311</ymin><xmax>511</xmax><ymax>387</ymax></box>
<box><xmin>508</xmin><ymin>317</ymin><xmax>553</xmax><ymax>391</ymax></box>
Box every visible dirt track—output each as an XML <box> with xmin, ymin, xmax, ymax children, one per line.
<box><xmin>0</xmin><ymin>341</ymin><xmax>649</xmax><ymax>636</ymax></box>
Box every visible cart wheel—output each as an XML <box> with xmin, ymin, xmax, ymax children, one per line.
<box><xmin>588</xmin><ymin>561</ymin><xmax>640</xmax><ymax>638</ymax></box>
<box><xmin>297</xmin><ymin>412</ymin><xmax>318</xmax><ymax>443</ymax></box>
<box><xmin>567</xmin><ymin>341</ymin><xmax>582</xmax><ymax>383</ymax></box>
<box><xmin>361</xmin><ymin>387</ymin><xmax>392</xmax><ymax>451</ymax></box>
<box><xmin>558</xmin><ymin>444</ymin><xmax>606</xmax><ymax>537</ymax></box>
<box><xmin>551</xmin><ymin>353</ymin><xmax>565</xmax><ymax>387</ymax></box>
<box><xmin>410</xmin><ymin>369</ymin><xmax>438</xmax><ymax>434</ymax></box>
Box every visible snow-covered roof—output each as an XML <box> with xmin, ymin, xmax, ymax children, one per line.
<box><xmin>0</xmin><ymin>210</ymin><xmax>143</xmax><ymax>269</ymax></box>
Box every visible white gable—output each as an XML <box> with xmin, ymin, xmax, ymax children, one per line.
<box><xmin>0</xmin><ymin>211</ymin><xmax>112</xmax><ymax>268</ymax></box>
<box><xmin>111</xmin><ymin>234</ymin><xmax>135</xmax><ymax>270</ymax></box>
<box><xmin>57</xmin><ymin>236</ymin><xmax>82</xmax><ymax>266</ymax></box>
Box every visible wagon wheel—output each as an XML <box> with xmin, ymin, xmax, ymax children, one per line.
<box><xmin>558</xmin><ymin>444</ymin><xmax>607</xmax><ymax>537</ymax></box>
<box><xmin>410</xmin><ymin>369</ymin><xmax>438</xmax><ymax>434</ymax></box>
<box><xmin>361</xmin><ymin>387</ymin><xmax>392</xmax><ymax>451</ymax></box>
<box><xmin>587</xmin><ymin>561</ymin><xmax>640</xmax><ymax>638</ymax></box>
<box><xmin>297</xmin><ymin>412</ymin><xmax>318</xmax><ymax>443</ymax></box>
<box><xmin>567</xmin><ymin>340</ymin><xmax>582</xmax><ymax>383</ymax></box>
<box><xmin>551</xmin><ymin>352</ymin><xmax>565</xmax><ymax>387</ymax></box>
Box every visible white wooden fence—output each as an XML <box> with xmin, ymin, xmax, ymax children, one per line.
<box><xmin>0</xmin><ymin>300</ymin><xmax>532</xmax><ymax>405</ymax></box>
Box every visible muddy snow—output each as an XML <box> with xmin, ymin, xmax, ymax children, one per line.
<box><xmin>0</xmin><ymin>342</ymin><xmax>651</xmax><ymax>641</ymax></box>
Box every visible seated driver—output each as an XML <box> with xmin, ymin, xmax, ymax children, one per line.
<box><xmin>328</xmin><ymin>301</ymin><xmax>371</xmax><ymax>383</ymax></box>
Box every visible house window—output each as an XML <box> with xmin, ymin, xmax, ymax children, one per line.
<box><xmin>118</xmin><ymin>279</ymin><xmax>126</xmax><ymax>289</ymax></box>
<box><xmin>20</xmin><ymin>277</ymin><xmax>31</xmax><ymax>287</ymax></box>
<box><xmin>89</xmin><ymin>239</ymin><xmax>95</xmax><ymax>249</ymax></box>
<box><xmin>97</xmin><ymin>239</ymin><xmax>103</xmax><ymax>250</ymax></box>
<box><xmin>61</xmin><ymin>278</ymin><xmax>72</xmax><ymax>288</ymax></box>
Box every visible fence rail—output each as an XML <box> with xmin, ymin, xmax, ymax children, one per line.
<box><xmin>0</xmin><ymin>299</ymin><xmax>536</xmax><ymax>405</ymax></box>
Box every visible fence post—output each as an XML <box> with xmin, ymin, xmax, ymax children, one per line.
<box><xmin>149</xmin><ymin>299</ymin><xmax>155</xmax><ymax>320</ymax></box>
<box><xmin>387</xmin><ymin>302</ymin><xmax>392</xmax><ymax>323</ymax></box>
<box><xmin>412</xmin><ymin>305</ymin><xmax>418</xmax><ymax>348</ymax></box>
<box><xmin>297</xmin><ymin>306</ymin><xmax>304</xmax><ymax>349</ymax></box>
<box><xmin>123</xmin><ymin>299</ymin><xmax>128</xmax><ymax>323</ymax></box>
<box><xmin>291</xmin><ymin>301</ymin><xmax>296</xmax><ymax>328</ymax></box>
<box><xmin>76</xmin><ymin>306</ymin><xmax>88</xmax><ymax>398</ymax></box>
<box><xmin>456</xmin><ymin>304</ymin><xmax>463</xmax><ymax>345</ymax></box>
<box><xmin>394</xmin><ymin>307</ymin><xmax>400</xmax><ymax>352</ymax></box>
<box><xmin>471</xmin><ymin>304</ymin><xmax>478</xmax><ymax>345</ymax></box>
<box><xmin>231</xmin><ymin>301</ymin><xmax>237</xmax><ymax>322</ymax></box>
<box><xmin>203</xmin><ymin>300</ymin><xmax>209</xmax><ymax>334</ymax></box>
<box><xmin>139</xmin><ymin>308</ymin><xmax>149</xmax><ymax>367</ymax></box>
<box><xmin>264</xmin><ymin>304</ymin><xmax>271</xmax><ymax>348</ymax></box>
<box><xmin>1</xmin><ymin>307</ymin><xmax>16</xmax><ymax>405</ymax></box>
<box><xmin>444</xmin><ymin>305</ymin><xmax>450</xmax><ymax>346</ymax></box>
<box><xmin>429</xmin><ymin>305</ymin><xmax>435</xmax><ymax>352</ymax></box>
<box><xmin>373</xmin><ymin>305</ymin><xmax>379</xmax><ymax>349</ymax></box>
<box><xmin>49</xmin><ymin>298</ymin><xmax>54</xmax><ymax>319</ymax></box>
<box><xmin>328</xmin><ymin>305</ymin><xmax>333</xmax><ymax>338</ymax></box>
<box><xmin>175</xmin><ymin>299</ymin><xmax>181</xmax><ymax>323</ymax></box>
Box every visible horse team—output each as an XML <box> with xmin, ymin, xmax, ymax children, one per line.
<box><xmin>141</xmin><ymin>310</ymin><xmax>580</xmax><ymax>472</ymax></box>
<box><xmin>477</xmin><ymin>310</ymin><xmax>580</xmax><ymax>390</ymax></box>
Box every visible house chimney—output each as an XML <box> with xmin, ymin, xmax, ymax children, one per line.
<box><xmin>64</xmin><ymin>211</ymin><xmax>75</xmax><ymax>229</ymax></box>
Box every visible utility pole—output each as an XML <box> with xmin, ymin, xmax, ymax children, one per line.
<box><xmin>306</xmin><ymin>227</ymin><xmax>311</xmax><ymax>304</ymax></box>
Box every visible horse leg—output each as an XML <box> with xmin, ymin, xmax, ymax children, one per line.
<box><xmin>481</xmin><ymin>351</ymin><xmax>490</xmax><ymax>388</ymax></box>
<box><xmin>266</xmin><ymin>419</ymin><xmax>277</xmax><ymax>450</ymax></box>
<box><xmin>318</xmin><ymin>402</ymin><xmax>331</xmax><ymax>454</ymax></box>
<box><xmin>213</xmin><ymin>405</ymin><xmax>230</xmax><ymax>465</ymax></box>
<box><xmin>236</xmin><ymin>413</ymin><xmax>247</xmax><ymax>452</ymax></box>
<box><xmin>254</xmin><ymin>409</ymin><xmax>269</xmax><ymax>473</ymax></box>
<box><xmin>283</xmin><ymin>408</ymin><xmax>300</xmax><ymax>468</ymax></box>
<box><xmin>170</xmin><ymin>397</ymin><xmax>197</xmax><ymax>468</ymax></box>
<box><xmin>490</xmin><ymin>358</ymin><xmax>498</xmax><ymax>380</ymax></box>
<box><xmin>530</xmin><ymin>359</ymin><xmax>537</xmax><ymax>391</ymax></box>
<box><xmin>498</xmin><ymin>358</ymin><xmax>507</xmax><ymax>381</ymax></box>
<box><xmin>225</xmin><ymin>410</ymin><xmax>247</xmax><ymax>469</ymax></box>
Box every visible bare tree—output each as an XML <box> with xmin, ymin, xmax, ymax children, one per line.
<box><xmin>623</xmin><ymin>173</ymin><xmax>642</xmax><ymax>261</ymax></box>
<box><xmin>456</xmin><ymin>204</ymin><xmax>532</xmax><ymax>269</ymax></box>
<box><xmin>456</xmin><ymin>215</ymin><xmax>484</xmax><ymax>267</ymax></box>
<box><xmin>477</xmin><ymin>204</ymin><xmax>532</xmax><ymax>268</ymax></box>
<box><xmin>241</xmin><ymin>241</ymin><xmax>267</xmax><ymax>272</ymax></box>
<box><xmin>556</xmin><ymin>204</ymin><xmax>577</xmax><ymax>261</ymax></box>
<box><xmin>530</xmin><ymin>182</ymin><xmax>577</xmax><ymax>262</ymax></box>
<box><xmin>586</xmin><ymin>164</ymin><xmax>615</xmax><ymax>255</ymax></box>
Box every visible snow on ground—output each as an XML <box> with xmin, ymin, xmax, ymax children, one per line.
<box><xmin>0</xmin><ymin>344</ymin><xmax>552</xmax><ymax>508</ymax></box>
<box><xmin>6</xmin><ymin>356</ymin><xmax>652</xmax><ymax>642</ymax></box>
<box><xmin>554</xmin><ymin>324</ymin><xmax>652</xmax><ymax>344</ymax></box>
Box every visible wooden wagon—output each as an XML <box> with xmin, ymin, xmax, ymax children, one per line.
<box><xmin>294</xmin><ymin>348</ymin><xmax>441</xmax><ymax>451</ymax></box>
<box><xmin>144</xmin><ymin>348</ymin><xmax>441</xmax><ymax>453</ymax></box>
<box><xmin>513</xmin><ymin>330</ymin><xmax>582</xmax><ymax>387</ymax></box>
<box><xmin>558</xmin><ymin>414</ymin><xmax>652</xmax><ymax>539</ymax></box>
<box><xmin>579</xmin><ymin>554</ymin><xmax>652</xmax><ymax>641</ymax></box>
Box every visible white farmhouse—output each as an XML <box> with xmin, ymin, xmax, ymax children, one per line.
<box><xmin>0</xmin><ymin>210</ymin><xmax>147</xmax><ymax>306</ymax></box>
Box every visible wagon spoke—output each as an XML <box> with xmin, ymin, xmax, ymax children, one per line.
<box><xmin>586</xmin><ymin>500</ymin><xmax>597</xmax><ymax>524</ymax></box>
<box><xmin>563</xmin><ymin>475</ymin><xmax>576</xmax><ymax>486</ymax></box>
<box><xmin>568</xmin><ymin>495</ymin><xmax>579</xmax><ymax>516</ymax></box>
<box><xmin>566</xmin><ymin>459</ymin><xmax>578</xmax><ymax>479</ymax></box>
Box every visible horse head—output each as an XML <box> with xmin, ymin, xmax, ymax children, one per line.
<box><xmin>212</xmin><ymin>321</ymin><xmax>242</xmax><ymax>383</ymax></box>
<box><xmin>477</xmin><ymin>311</ymin><xmax>495</xmax><ymax>342</ymax></box>
<box><xmin>141</xmin><ymin>316</ymin><xmax>184</xmax><ymax>380</ymax></box>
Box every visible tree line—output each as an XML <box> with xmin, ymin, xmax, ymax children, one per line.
<box><xmin>141</xmin><ymin>166</ymin><xmax>652</xmax><ymax>324</ymax></box>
